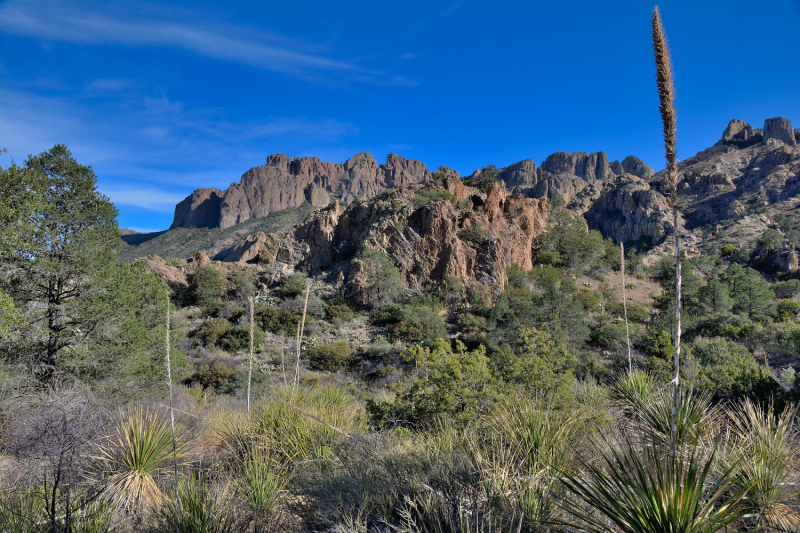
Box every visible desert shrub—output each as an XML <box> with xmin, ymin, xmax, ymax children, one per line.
<box><xmin>371</xmin><ymin>304</ymin><xmax>448</xmax><ymax>347</ymax></box>
<box><xmin>412</xmin><ymin>186</ymin><xmax>456</xmax><ymax>207</ymax></box>
<box><xmin>459</xmin><ymin>221</ymin><xmax>489</xmax><ymax>243</ymax></box>
<box><xmin>694</xmin><ymin>312</ymin><xmax>754</xmax><ymax>340</ymax></box>
<box><xmin>492</xmin><ymin>327</ymin><xmax>575</xmax><ymax>399</ymax></box>
<box><xmin>363</xmin><ymin>337</ymin><xmax>395</xmax><ymax>363</ymax></box>
<box><xmin>606</xmin><ymin>301</ymin><xmax>650</xmax><ymax>323</ymax></box>
<box><xmin>325</xmin><ymin>296</ymin><xmax>357</xmax><ymax>322</ymax></box>
<box><xmin>775</xmin><ymin>299</ymin><xmax>800</xmax><ymax>321</ymax></box>
<box><xmin>306</xmin><ymin>341</ymin><xmax>357</xmax><ymax>372</ymax></box>
<box><xmin>232</xmin><ymin>270</ymin><xmax>256</xmax><ymax>299</ymax></box>
<box><xmin>279</xmin><ymin>272</ymin><xmax>308</xmax><ymax>298</ymax></box>
<box><xmin>773</xmin><ymin>279</ymin><xmax>800</xmax><ymax>299</ymax></box>
<box><xmin>688</xmin><ymin>337</ymin><xmax>777</xmax><ymax>398</ymax></box>
<box><xmin>575</xmin><ymin>289</ymin><xmax>600</xmax><ymax>311</ymax></box>
<box><xmin>591</xmin><ymin>323</ymin><xmax>629</xmax><ymax>350</ymax></box>
<box><xmin>190</xmin><ymin>363</ymin><xmax>237</xmax><ymax>391</ymax></box>
<box><xmin>195</xmin><ymin>318</ymin><xmax>233</xmax><ymax>347</ymax></box>
<box><xmin>367</xmin><ymin>339</ymin><xmax>496</xmax><ymax>427</ymax></box>
<box><xmin>256</xmin><ymin>304</ymin><xmax>300</xmax><ymax>335</ymax></box>
<box><xmin>720</xmin><ymin>243</ymin><xmax>736</xmax><ymax>257</ymax></box>
<box><xmin>218</xmin><ymin>325</ymin><xmax>266</xmax><ymax>353</ymax></box>
<box><xmin>353</xmin><ymin>249</ymin><xmax>406</xmax><ymax>309</ymax></box>
<box><xmin>194</xmin><ymin>263</ymin><xmax>227</xmax><ymax>306</ymax></box>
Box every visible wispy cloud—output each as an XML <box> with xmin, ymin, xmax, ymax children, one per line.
<box><xmin>0</xmin><ymin>0</ymin><xmax>415</xmax><ymax>86</ymax></box>
<box><xmin>102</xmin><ymin>187</ymin><xmax>187</xmax><ymax>212</ymax></box>
<box><xmin>401</xmin><ymin>52</ymin><xmax>425</xmax><ymax>60</ymax></box>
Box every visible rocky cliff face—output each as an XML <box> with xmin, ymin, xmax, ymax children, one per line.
<box><xmin>228</xmin><ymin>178</ymin><xmax>549</xmax><ymax>301</ymax></box>
<box><xmin>172</xmin><ymin>153</ymin><xmax>431</xmax><ymax>230</ymax></box>
<box><xmin>159</xmin><ymin>115</ymin><xmax>800</xmax><ymax>281</ymax></box>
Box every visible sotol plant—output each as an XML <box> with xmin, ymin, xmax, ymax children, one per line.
<box><xmin>96</xmin><ymin>405</ymin><xmax>191</xmax><ymax>512</ymax></box>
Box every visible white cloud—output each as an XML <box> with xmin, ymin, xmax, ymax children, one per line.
<box><xmin>0</xmin><ymin>0</ymin><xmax>414</xmax><ymax>86</ymax></box>
<box><xmin>101</xmin><ymin>187</ymin><xmax>187</xmax><ymax>212</ymax></box>
<box><xmin>401</xmin><ymin>52</ymin><xmax>425</xmax><ymax>60</ymax></box>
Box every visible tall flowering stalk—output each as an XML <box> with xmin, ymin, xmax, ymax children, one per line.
<box><xmin>247</xmin><ymin>295</ymin><xmax>255</xmax><ymax>417</ymax></box>
<box><xmin>621</xmin><ymin>243</ymin><xmax>632</xmax><ymax>374</ymax></box>
<box><xmin>652</xmin><ymin>5</ymin><xmax>681</xmax><ymax>458</ymax></box>
<box><xmin>165</xmin><ymin>292</ymin><xmax>179</xmax><ymax>507</ymax></box>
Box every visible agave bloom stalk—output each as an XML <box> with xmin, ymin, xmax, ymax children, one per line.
<box><xmin>621</xmin><ymin>242</ymin><xmax>632</xmax><ymax>374</ymax></box>
<box><xmin>247</xmin><ymin>295</ymin><xmax>254</xmax><ymax>417</ymax></box>
<box><xmin>165</xmin><ymin>293</ymin><xmax>179</xmax><ymax>506</ymax></box>
<box><xmin>652</xmin><ymin>5</ymin><xmax>681</xmax><ymax>458</ymax></box>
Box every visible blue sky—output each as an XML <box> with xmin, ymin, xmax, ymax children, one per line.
<box><xmin>1</xmin><ymin>0</ymin><xmax>799</xmax><ymax>232</ymax></box>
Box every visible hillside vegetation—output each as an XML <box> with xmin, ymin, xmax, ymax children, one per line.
<box><xmin>2</xmin><ymin>10</ymin><xmax>800</xmax><ymax>531</ymax></box>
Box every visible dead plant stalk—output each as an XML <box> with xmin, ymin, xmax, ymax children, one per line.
<box><xmin>292</xmin><ymin>281</ymin><xmax>311</xmax><ymax>401</ymax></box>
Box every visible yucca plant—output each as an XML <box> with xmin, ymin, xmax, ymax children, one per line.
<box><xmin>723</xmin><ymin>398</ymin><xmax>800</xmax><ymax>531</ymax></box>
<box><xmin>95</xmin><ymin>405</ymin><xmax>191</xmax><ymax>512</ymax></box>
<box><xmin>236</xmin><ymin>442</ymin><xmax>288</xmax><ymax>532</ymax></box>
<box><xmin>149</xmin><ymin>475</ymin><xmax>235</xmax><ymax>533</ymax></box>
<box><xmin>558</xmin><ymin>438</ymin><xmax>751</xmax><ymax>533</ymax></box>
<box><xmin>476</xmin><ymin>398</ymin><xmax>581</xmax><ymax>528</ymax></box>
<box><xmin>612</xmin><ymin>372</ymin><xmax>720</xmax><ymax>448</ymax></box>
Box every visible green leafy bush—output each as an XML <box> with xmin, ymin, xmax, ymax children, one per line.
<box><xmin>575</xmin><ymin>289</ymin><xmax>600</xmax><ymax>311</ymax></box>
<box><xmin>256</xmin><ymin>304</ymin><xmax>300</xmax><ymax>335</ymax></box>
<box><xmin>459</xmin><ymin>221</ymin><xmax>489</xmax><ymax>244</ymax></box>
<box><xmin>306</xmin><ymin>341</ymin><xmax>357</xmax><ymax>372</ymax></box>
<box><xmin>195</xmin><ymin>318</ymin><xmax>233</xmax><ymax>347</ymax></box>
<box><xmin>279</xmin><ymin>272</ymin><xmax>308</xmax><ymax>298</ymax></box>
<box><xmin>190</xmin><ymin>364</ymin><xmax>237</xmax><ymax>391</ymax></box>
<box><xmin>353</xmin><ymin>249</ymin><xmax>406</xmax><ymax>309</ymax></box>
<box><xmin>325</xmin><ymin>296</ymin><xmax>357</xmax><ymax>322</ymax></box>
<box><xmin>412</xmin><ymin>186</ymin><xmax>456</xmax><ymax>207</ymax></box>
<box><xmin>366</xmin><ymin>339</ymin><xmax>495</xmax><ymax>427</ymax></box>
<box><xmin>606</xmin><ymin>301</ymin><xmax>650</xmax><ymax>323</ymax></box>
<box><xmin>720</xmin><ymin>243</ymin><xmax>736</xmax><ymax>257</ymax></box>
<box><xmin>371</xmin><ymin>304</ymin><xmax>447</xmax><ymax>346</ymax></box>
<box><xmin>218</xmin><ymin>325</ymin><xmax>266</xmax><ymax>353</ymax></box>
<box><xmin>194</xmin><ymin>263</ymin><xmax>227</xmax><ymax>306</ymax></box>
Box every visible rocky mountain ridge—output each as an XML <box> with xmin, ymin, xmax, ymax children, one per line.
<box><xmin>131</xmin><ymin>116</ymin><xmax>800</xmax><ymax>293</ymax></box>
<box><xmin>171</xmin><ymin>153</ymin><xmax>433</xmax><ymax>230</ymax></box>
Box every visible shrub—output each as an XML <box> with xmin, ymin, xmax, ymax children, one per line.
<box><xmin>256</xmin><ymin>304</ymin><xmax>300</xmax><ymax>335</ymax></box>
<box><xmin>191</xmin><ymin>364</ymin><xmax>237</xmax><ymax>391</ymax></box>
<box><xmin>279</xmin><ymin>272</ymin><xmax>308</xmax><ymax>298</ymax></box>
<box><xmin>326</xmin><ymin>296</ymin><xmax>357</xmax><ymax>322</ymax></box>
<box><xmin>773</xmin><ymin>279</ymin><xmax>800</xmax><ymax>299</ymax></box>
<box><xmin>218</xmin><ymin>325</ymin><xmax>266</xmax><ymax>353</ymax></box>
<box><xmin>689</xmin><ymin>337</ymin><xmax>775</xmax><ymax>397</ymax></box>
<box><xmin>412</xmin><ymin>186</ymin><xmax>456</xmax><ymax>207</ymax></box>
<box><xmin>459</xmin><ymin>221</ymin><xmax>489</xmax><ymax>243</ymax></box>
<box><xmin>775</xmin><ymin>299</ymin><xmax>800</xmax><ymax>321</ymax></box>
<box><xmin>195</xmin><ymin>318</ymin><xmax>233</xmax><ymax>347</ymax></box>
<box><xmin>606</xmin><ymin>301</ymin><xmax>650</xmax><ymax>323</ymax></box>
<box><xmin>371</xmin><ymin>304</ymin><xmax>448</xmax><ymax>347</ymax></box>
<box><xmin>575</xmin><ymin>289</ymin><xmax>600</xmax><ymax>311</ymax></box>
<box><xmin>353</xmin><ymin>249</ymin><xmax>406</xmax><ymax>309</ymax></box>
<box><xmin>720</xmin><ymin>243</ymin><xmax>736</xmax><ymax>257</ymax></box>
<box><xmin>306</xmin><ymin>341</ymin><xmax>358</xmax><ymax>372</ymax></box>
<box><xmin>194</xmin><ymin>263</ymin><xmax>226</xmax><ymax>306</ymax></box>
<box><xmin>366</xmin><ymin>339</ymin><xmax>496</xmax><ymax>427</ymax></box>
<box><xmin>232</xmin><ymin>270</ymin><xmax>256</xmax><ymax>299</ymax></box>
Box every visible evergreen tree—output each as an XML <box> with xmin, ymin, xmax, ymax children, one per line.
<box><xmin>1</xmin><ymin>145</ymin><xmax>169</xmax><ymax>388</ymax></box>
<box><xmin>722</xmin><ymin>264</ymin><xmax>775</xmax><ymax>322</ymax></box>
